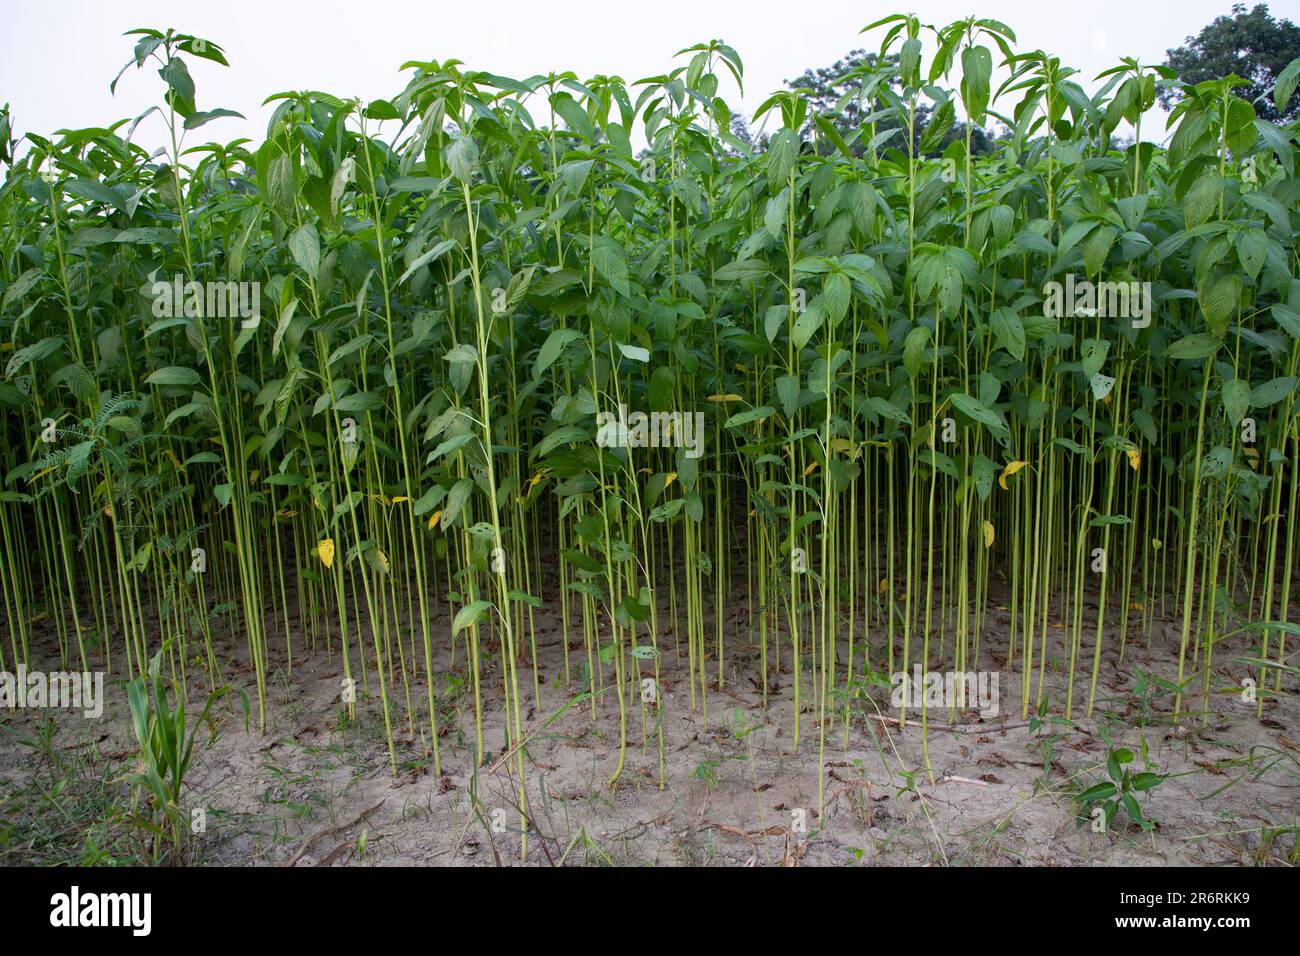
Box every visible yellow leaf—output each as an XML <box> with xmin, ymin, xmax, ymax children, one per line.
<box><xmin>392</xmin><ymin>495</ymin><xmax>411</xmax><ymax>504</ymax></box>
<box><xmin>735</xmin><ymin>363</ymin><xmax>750</xmax><ymax>374</ymax></box>
<box><xmin>998</xmin><ymin>460</ymin><xmax>1030</xmax><ymax>490</ymax></box>
<box><xmin>804</xmin><ymin>461</ymin><xmax>818</xmax><ymax>476</ymax></box>
<box><xmin>665</xmin><ymin>472</ymin><xmax>677</xmax><ymax>488</ymax></box>
<box><xmin>318</xmin><ymin>538</ymin><xmax>335</xmax><ymax>569</ymax></box>
<box><xmin>707</xmin><ymin>393</ymin><xmax>743</xmax><ymax>402</ymax></box>
<box><xmin>879</xmin><ymin>577</ymin><xmax>889</xmax><ymax>593</ymax></box>
<box><xmin>1125</xmin><ymin>448</ymin><xmax>1140</xmax><ymax>472</ymax></box>
<box><xmin>427</xmin><ymin>510</ymin><xmax>442</xmax><ymax>531</ymax></box>
<box><xmin>982</xmin><ymin>520</ymin><xmax>995</xmax><ymax>548</ymax></box>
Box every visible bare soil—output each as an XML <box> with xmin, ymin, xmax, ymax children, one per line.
<box><xmin>2</xmin><ymin>572</ymin><xmax>1297</xmax><ymax>867</ymax></box>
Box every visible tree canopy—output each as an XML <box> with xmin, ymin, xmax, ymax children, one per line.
<box><xmin>1160</xmin><ymin>3</ymin><xmax>1300</xmax><ymax>121</ymax></box>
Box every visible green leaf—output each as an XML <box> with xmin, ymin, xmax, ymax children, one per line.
<box><xmin>427</xmin><ymin>432</ymin><xmax>476</xmax><ymax>462</ymax></box>
<box><xmin>1251</xmin><ymin>376</ymin><xmax>1296</xmax><ymax>407</ymax></box>
<box><xmin>951</xmin><ymin>393</ymin><xmax>1006</xmax><ymax>440</ymax></box>
<box><xmin>447</xmin><ymin>135</ymin><xmax>479</xmax><ymax>182</ymax></box>
<box><xmin>1165</xmin><ymin>333</ymin><xmax>1220</xmax><ymax>361</ymax></box>
<box><xmin>1221</xmin><ymin>379</ymin><xmax>1252</xmax><ymax>426</ymax></box>
<box><xmin>158</xmin><ymin>57</ymin><xmax>195</xmax><ymax>101</ymax></box>
<box><xmin>863</xmin><ymin>396</ymin><xmax>909</xmax><ymax>424</ymax></box>
<box><xmin>763</xmin><ymin>187</ymin><xmax>788</xmax><ymax>240</ymax></box>
<box><xmin>903</xmin><ymin>325</ymin><xmax>930</xmax><ymax>378</ymax></box>
<box><xmin>441</xmin><ymin>479</ymin><xmax>474</xmax><ymax>527</ymax></box>
<box><xmin>791</xmin><ymin>302</ymin><xmax>825</xmax><ymax>349</ymax></box>
<box><xmin>1130</xmin><ymin>772</ymin><xmax>1164</xmax><ymax>793</ymax></box>
<box><xmin>1090</xmin><ymin>373</ymin><xmax>1116</xmax><ymax>401</ymax></box>
<box><xmin>1196</xmin><ymin>273</ymin><xmax>1239</xmax><ymax>337</ymax></box>
<box><xmin>183</xmin><ymin>108</ymin><xmax>244</xmax><ymax>131</ymax></box>
<box><xmin>1120</xmin><ymin>792</ymin><xmax>1145</xmax><ymax>824</ymax></box>
<box><xmin>272</xmin><ymin>298</ymin><xmax>299</xmax><ymax>360</ymax></box>
<box><xmin>766</xmin><ymin>128</ymin><xmax>799</xmax><ymax>192</ymax></box>
<box><xmin>592</xmin><ymin>238</ymin><xmax>630</xmax><ymax>296</ymax></box>
<box><xmin>533</xmin><ymin>328</ymin><xmax>582</xmax><ymax>379</ymax></box>
<box><xmin>990</xmin><ymin>308</ymin><xmax>1024</xmax><ymax>360</ymax></box>
<box><xmin>1242</xmin><ymin>192</ymin><xmax>1291</xmax><ymax>230</ymax></box>
<box><xmin>1182</xmin><ymin>172</ymin><xmax>1221</xmax><ymax>230</ymax></box>
<box><xmin>1275</xmin><ymin>56</ymin><xmax>1300</xmax><ymax>113</ymax></box>
<box><xmin>725</xmin><ymin>405</ymin><xmax>774</xmax><ymax>428</ymax></box>
<box><xmin>1272</xmin><ymin>304</ymin><xmax>1300</xmax><ymax>339</ymax></box>
<box><xmin>764</xmin><ymin>304</ymin><xmax>788</xmax><ymax>343</ymax></box>
<box><xmin>1</xmin><ymin>268</ymin><xmax>42</xmax><ymax>310</ymax></box>
<box><xmin>1012</xmin><ymin>229</ymin><xmax>1055</xmax><ymax>255</ymax></box>
<box><xmin>64</xmin><ymin>179</ymin><xmax>129</xmax><ymax>214</ymax></box>
<box><xmin>453</xmin><ymin>600</ymin><xmax>493</xmax><ymax>632</ymax></box>
<box><xmin>959</xmin><ymin>45</ymin><xmax>992</xmax><ymax>122</ymax></box>
<box><xmin>147</xmin><ymin>366</ymin><xmax>201</xmax><ymax>387</ymax></box>
<box><xmin>972</xmin><ymin>454</ymin><xmax>996</xmax><ymax>501</ymax></box>
<box><xmin>288</xmin><ymin>223</ymin><xmax>321</xmax><ymax>277</ymax></box>
<box><xmin>1236</xmin><ymin>229</ymin><xmax>1268</xmax><ymax>279</ymax></box>
<box><xmin>715</xmin><ymin>258</ymin><xmax>770</xmax><ymax>282</ymax></box>
<box><xmin>1081</xmin><ymin>339</ymin><xmax>1110</xmax><ymax>379</ymax></box>
<box><xmin>265</xmin><ymin>152</ymin><xmax>295</xmax><ymax>219</ymax></box>
<box><xmin>330</xmin><ymin>156</ymin><xmax>355</xmax><ymax>215</ymax></box>
<box><xmin>397</xmin><ymin>239</ymin><xmax>457</xmax><ymax>286</ymax></box>
<box><xmin>4</xmin><ymin>335</ymin><xmax>62</xmax><ymax>378</ymax></box>
<box><xmin>1082</xmin><ymin>225</ymin><xmax>1117</xmax><ymax>275</ymax></box>
<box><xmin>536</xmin><ymin>425</ymin><xmax>587</xmax><ymax>457</ymax></box>
<box><xmin>1078</xmin><ymin>782</ymin><xmax>1117</xmax><ymax>804</ymax></box>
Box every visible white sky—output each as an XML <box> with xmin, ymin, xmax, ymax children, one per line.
<box><xmin>0</xmin><ymin>0</ymin><xmax>1290</xmax><ymax>154</ymax></box>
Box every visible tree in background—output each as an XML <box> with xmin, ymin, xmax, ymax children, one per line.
<box><xmin>785</xmin><ymin>49</ymin><xmax>994</xmax><ymax>157</ymax></box>
<box><xmin>1160</xmin><ymin>3</ymin><xmax>1300</xmax><ymax>121</ymax></box>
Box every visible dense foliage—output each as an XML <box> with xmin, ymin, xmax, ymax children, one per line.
<box><xmin>1</xmin><ymin>19</ymin><xmax>1298</xmax><ymax>848</ymax></box>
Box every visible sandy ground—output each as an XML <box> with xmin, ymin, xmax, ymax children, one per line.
<box><xmin>2</xmin><ymin>568</ymin><xmax>1298</xmax><ymax>867</ymax></box>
